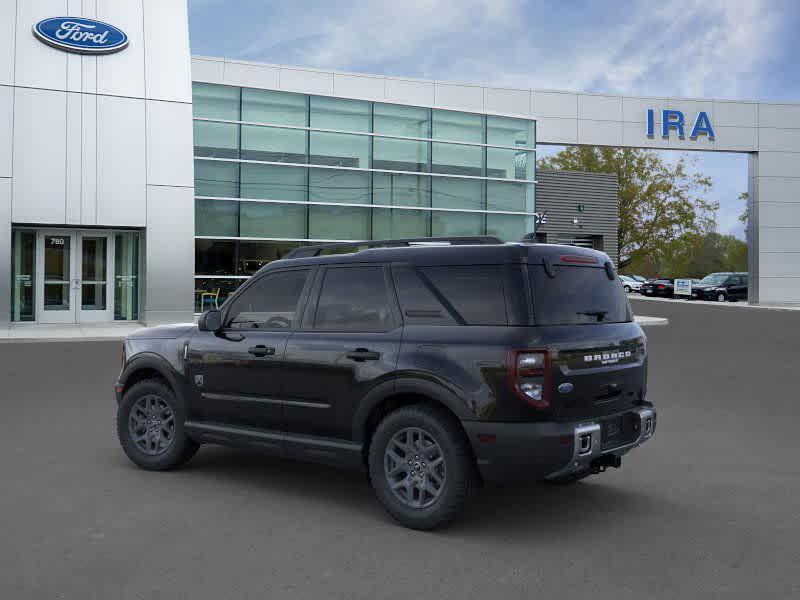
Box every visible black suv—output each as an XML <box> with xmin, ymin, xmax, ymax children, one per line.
<box><xmin>115</xmin><ymin>237</ymin><xmax>656</xmax><ymax>529</ymax></box>
<box><xmin>691</xmin><ymin>272</ymin><xmax>749</xmax><ymax>302</ymax></box>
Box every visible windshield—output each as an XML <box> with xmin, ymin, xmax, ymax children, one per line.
<box><xmin>529</xmin><ymin>265</ymin><xmax>632</xmax><ymax>325</ymax></box>
<box><xmin>700</xmin><ymin>273</ymin><xmax>728</xmax><ymax>285</ymax></box>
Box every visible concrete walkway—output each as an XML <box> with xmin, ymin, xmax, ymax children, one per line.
<box><xmin>1</xmin><ymin>314</ymin><xmax>668</xmax><ymax>342</ymax></box>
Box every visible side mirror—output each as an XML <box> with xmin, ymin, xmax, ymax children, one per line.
<box><xmin>198</xmin><ymin>309</ymin><xmax>222</xmax><ymax>332</ymax></box>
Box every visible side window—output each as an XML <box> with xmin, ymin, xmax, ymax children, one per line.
<box><xmin>227</xmin><ymin>269</ymin><xmax>309</xmax><ymax>329</ymax></box>
<box><xmin>314</xmin><ymin>266</ymin><xmax>392</xmax><ymax>331</ymax></box>
<box><xmin>392</xmin><ymin>265</ymin><xmax>457</xmax><ymax>325</ymax></box>
<box><xmin>419</xmin><ymin>266</ymin><xmax>508</xmax><ymax>326</ymax></box>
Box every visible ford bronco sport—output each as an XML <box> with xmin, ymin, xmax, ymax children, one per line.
<box><xmin>115</xmin><ymin>237</ymin><xmax>656</xmax><ymax>530</ymax></box>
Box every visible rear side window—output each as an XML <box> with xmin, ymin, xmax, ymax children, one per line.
<box><xmin>419</xmin><ymin>266</ymin><xmax>508</xmax><ymax>325</ymax></box>
<box><xmin>529</xmin><ymin>265</ymin><xmax>631</xmax><ymax>325</ymax></box>
<box><xmin>314</xmin><ymin>266</ymin><xmax>392</xmax><ymax>331</ymax></box>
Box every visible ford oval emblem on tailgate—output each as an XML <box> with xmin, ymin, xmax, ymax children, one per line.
<box><xmin>558</xmin><ymin>382</ymin><xmax>574</xmax><ymax>394</ymax></box>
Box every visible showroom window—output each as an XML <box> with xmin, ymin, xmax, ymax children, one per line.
<box><xmin>192</xmin><ymin>83</ymin><xmax>536</xmax><ymax>310</ymax></box>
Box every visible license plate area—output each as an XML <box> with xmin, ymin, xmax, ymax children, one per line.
<box><xmin>600</xmin><ymin>413</ymin><xmax>638</xmax><ymax>450</ymax></box>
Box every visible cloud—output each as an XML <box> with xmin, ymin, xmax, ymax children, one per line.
<box><xmin>218</xmin><ymin>0</ymin><xmax>783</xmax><ymax>100</ymax></box>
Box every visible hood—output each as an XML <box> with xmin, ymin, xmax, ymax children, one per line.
<box><xmin>127</xmin><ymin>323</ymin><xmax>197</xmax><ymax>340</ymax></box>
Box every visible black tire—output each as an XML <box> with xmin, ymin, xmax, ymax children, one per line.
<box><xmin>717</xmin><ymin>292</ymin><xmax>727</xmax><ymax>302</ymax></box>
<box><xmin>368</xmin><ymin>404</ymin><xmax>477</xmax><ymax>530</ymax></box>
<box><xmin>623</xmin><ymin>285</ymin><xmax>631</xmax><ymax>293</ymax></box>
<box><xmin>544</xmin><ymin>469</ymin><xmax>592</xmax><ymax>485</ymax></box>
<box><xmin>117</xmin><ymin>378</ymin><xmax>199</xmax><ymax>471</ymax></box>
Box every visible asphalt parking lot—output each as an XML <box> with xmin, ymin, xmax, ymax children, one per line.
<box><xmin>2</xmin><ymin>300</ymin><xmax>799</xmax><ymax>599</ymax></box>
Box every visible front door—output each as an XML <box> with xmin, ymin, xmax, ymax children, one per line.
<box><xmin>36</xmin><ymin>230</ymin><xmax>114</xmax><ymax>323</ymax></box>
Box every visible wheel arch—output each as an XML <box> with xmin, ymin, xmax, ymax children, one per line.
<box><xmin>120</xmin><ymin>353</ymin><xmax>183</xmax><ymax>399</ymax></box>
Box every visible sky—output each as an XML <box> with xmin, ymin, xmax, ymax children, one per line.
<box><xmin>188</xmin><ymin>0</ymin><xmax>800</xmax><ymax>240</ymax></box>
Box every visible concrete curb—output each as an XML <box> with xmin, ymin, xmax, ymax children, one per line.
<box><xmin>634</xmin><ymin>315</ymin><xmax>669</xmax><ymax>327</ymax></box>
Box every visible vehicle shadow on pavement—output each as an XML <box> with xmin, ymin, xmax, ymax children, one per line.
<box><xmin>161</xmin><ymin>445</ymin><xmax>671</xmax><ymax>538</ymax></box>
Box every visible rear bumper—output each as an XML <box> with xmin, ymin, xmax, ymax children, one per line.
<box><xmin>463</xmin><ymin>406</ymin><xmax>657</xmax><ymax>482</ymax></box>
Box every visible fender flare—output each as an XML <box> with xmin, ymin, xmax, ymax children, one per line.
<box><xmin>351</xmin><ymin>375</ymin><xmax>476</xmax><ymax>443</ymax></box>
<box><xmin>119</xmin><ymin>353</ymin><xmax>185</xmax><ymax>398</ymax></box>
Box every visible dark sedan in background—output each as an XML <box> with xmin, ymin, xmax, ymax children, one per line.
<box><xmin>641</xmin><ymin>279</ymin><xmax>674</xmax><ymax>297</ymax></box>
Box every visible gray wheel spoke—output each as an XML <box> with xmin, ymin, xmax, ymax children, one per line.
<box><xmin>128</xmin><ymin>394</ymin><xmax>176</xmax><ymax>456</ymax></box>
<box><xmin>384</xmin><ymin>426</ymin><xmax>446</xmax><ymax>510</ymax></box>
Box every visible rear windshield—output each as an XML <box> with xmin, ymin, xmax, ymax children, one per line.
<box><xmin>529</xmin><ymin>265</ymin><xmax>632</xmax><ymax>325</ymax></box>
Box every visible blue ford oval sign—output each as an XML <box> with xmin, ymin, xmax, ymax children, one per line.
<box><xmin>33</xmin><ymin>17</ymin><xmax>128</xmax><ymax>55</ymax></box>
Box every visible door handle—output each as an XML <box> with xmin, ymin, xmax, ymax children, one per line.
<box><xmin>248</xmin><ymin>345</ymin><xmax>276</xmax><ymax>357</ymax></box>
<box><xmin>346</xmin><ymin>348</ymin><xmax>381</xmax><ymax>361</ymax></box>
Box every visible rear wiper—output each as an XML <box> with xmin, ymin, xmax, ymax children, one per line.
<box><xmin>577</xmin><ymin>310</ymin><xmax>608</xmax><ymax>322</ymax></box>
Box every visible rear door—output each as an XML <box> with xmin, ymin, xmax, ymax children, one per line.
<box><xmin>282</xmin><ymin>264</ymin><xmax>402</xmax><ymax>440</ymax></box>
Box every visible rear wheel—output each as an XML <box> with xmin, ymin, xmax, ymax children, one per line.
<box><xmin>368</xmin><ymin>404</ymin><xmax>477</xmax><ymax>530</ymax></box>
<box><xmin>117</xmin><ymin>379</ymin><xmax>199</xmax><ymax>471</ymax></box>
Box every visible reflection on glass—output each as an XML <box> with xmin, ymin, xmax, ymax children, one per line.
<box><xmin>374</xmin><ymin>104</ymin><xmax>429</xmax><ymax>137</ymax></box>
<box><xmin>44</xmin><ymin>235</ymin><xmax>71</xmax><ymax>311</ymax></box>
<box><xmin>238</xmin><ymin>241</ymin><xmax>305</xmax><ymax>275</ymax></box>
<box><xmin>195</xmin><ymin>240</ymin><xmax>237</xmax><ymax>276</ymax></box>
<box><xmin>115</xmin><ymin>232</ymin><xmax>139</xmax><ymax>321</ymax></box>
<box><xmin>11</xmin><ymin>230</ymin><xmax>35</xmax><ymax>322</ymax></box>
<box><xmin>487</xmin><ymin>214</ymin><xmax>532</xmax><ymax>241</ymax></box>
<box><xmin>192</xmin><ymin>83</ymin><xmax>240</xmax><ymax>120</ymax></box>
<box><xmin>432</xmin><ymin>211</ymin><xmax>484</xmax><ymax>237</ymax></box>
<box><xmin>373</xmin><ymin>137</ymin><xmax>428</xmax><ymax>172</ymax></box>
<box><xmin>241</xmin><ymin>125</ymin><xmax>306</xmax><ymax>163</ymax></box>
<box><xmin>310</xmin><ymin>132</ymin><xmax>369</xmax><ymax>168</ymax></box>
<box><xmin>194</xmin><ymin>278</ymin><xmax>245</xmax><ymax>312</ymax></box>
<box><xmin>431</xmin><ymin>143</ymin><xmax>483</xmax><ymax>176</ymax></box>
<box><xmin>486</xmin><ymin>148</ymin><xmax>533</xmax><ymax>180</ymax></box>
<box><xmin>196</xmin><ymin>199</ymin><xmax>239</xmax><ymax>237</ymax></box>
<box><xmin>309</xmin><ymin>168</ymin><xmax>371</xmax><ymax>204</ymax></box>
<box><xmin>309</xmin><ymin>205</ymin><xmax>370</xmax><ymax>240</ymax></box>
<box><xmin>194</xmin><ymin>160</ymin><xmax>239</xmax><ymax>198</ymax></box>
<box><xmin>81</xmin><ymin>237</ymin><xmax>107</xmax><ymax>311</ymax></box>
<box><xmin>432</xmin><ymin>110</ymin><xmax>484</xmax><ymax>143</ymax></box>
<box><xmin>193</xmin><ymin>121</ymin><xmax>239</xmax><ymax>159</ymax></box>
<box><xmin>242</xmin><ymin>88</ymin><xmax>307</xmax><ymax>126</ymax></box>
<box><xmin>373</xmin><ymin>173</ymin><xmax>430</xmax><ymax>207</ymax></box>
<box><xmin>432</xmin><ymin>177</ymin><xmax>484</xmax><ymax>210</ymax></box>
<box><xmin>487</xmin><ymin>181</ymin><xmax>534</xmax><ymax>212</ymax></box>
<box><xmin>486</xmin><ymin>116</ymin><xmax>534</xmax><ymax>148</ymax></box>
<box><xmin>373</xmin><ymin>208</ymin><xmax>430</xmax><ymax>239</ymax></box>
<box><xmin>311</xmin><ymin>96</ymin><xmax>370</xmax><ymax>131</ymax></box>
<box><xmin>239</xmin><ymin>202</ymin><xmax>307</xmax><ymax>239</ymax></box>
<box><xmin>241</xmin><ymin>163</ymin><xmax>307</xmax><ymax>201</ymax></box>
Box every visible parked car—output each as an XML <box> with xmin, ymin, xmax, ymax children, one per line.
<box><xmin>691</xmin><ymin>272</ymin><xmax>749</xmax><ymax>302</ymax></box>
<box><xmin>629</xmin><ymin>275</ymin><xmax>648</xmax><ymax>283</ymax></box>
<box><xmin>640</xmin><ymin>278</ymin><xmax>674</xmax><ymax>297</ymax></box>
<box><xmin>114</xmin><ymin>236</ymin><xmax>655</xmax><ymax>530</ymax></box>
<box><xmin>619</xmin><ymin>274</ymin><xmax>642</xmax><ymax>293</ymax></box>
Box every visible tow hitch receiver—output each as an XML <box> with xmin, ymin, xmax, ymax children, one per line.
<box><xmin>591</xmin><ymin>454</ymin><xmax>622</xmax><ymax>473</ymax></box>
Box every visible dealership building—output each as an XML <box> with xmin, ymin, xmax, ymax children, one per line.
<box><xmin>2</xmin><ymin>1</ymin><xmax>800</xmax><ymax>327</ymax></box>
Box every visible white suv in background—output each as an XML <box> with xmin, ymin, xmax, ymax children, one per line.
<box><xmin>619</xmin><ymin>275</ymin><xmax>643</xmax><ymax>294</ymax></box>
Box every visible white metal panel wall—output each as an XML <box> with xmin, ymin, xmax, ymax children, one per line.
<box><xmin>0</xmin><ymin>85</ymin><xmax>11</xmax><ymax>178</ymax></box>
<box><xmin>0</xmin><ymin>1</ymin><xmax>16</xmax><ymax>86</ymax></box>
<box><xmin>146</xmin><ymin>100</ymin><xmax>194</xmax><ymax>187</ymax></box>
<box><xmin>96</xmin><ymin>0</ymin><xmax>146</xmax><ymax>98</ymax></box>
<box><xmin>14</xmin><ymin>0</ymin><xmax>69</xmax><ymax>90</ymax></box>
<box><xmin>144</xmin><ymin>185</ymin><xmax>194</xmax><ymax>324</ymax></box>
<box><xmin>96</xmin><ymin>95</ymin><xmax>147</xmax><ymax>226</ymax></box>
<box><xmin>11</xmin><ymin>87</ymin><xmax>67</xmax><ymax>224</ymax></box>
<box><xmin>143</xmin><ymin>0</ymin><xmax>192</xmax><ymax>103</ymax></box>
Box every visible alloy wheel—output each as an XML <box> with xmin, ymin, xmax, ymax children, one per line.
<box><xmin>384</xmin><ymin>427</ymin><xmax>446</xmax><ymax>509</ymax></box>
<box><xmin>128</xmin><ymin>395</ymin><xmax>176</xmax><ymax>456</ymax></box>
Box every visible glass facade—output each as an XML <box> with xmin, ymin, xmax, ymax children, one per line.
<box><xmin>192</xmin><ymin>82</ymin><xmax>536</xmax><ymax>301</ymax></box>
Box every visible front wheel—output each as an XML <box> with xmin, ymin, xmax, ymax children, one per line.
<box><xmin>368</xmin><ymin>405</ymin><xmax>477</xmax><ymax>530</ymax></box>
<box><xmin>623</xmin><ymin>285</ymin><xmax>631</xmax><ymax>293</ymax></box>
<box><xmin>717</xmin><ymin>292</ymin><xmax>727</xmax><ymax>302</ymax></box>
<box><xmin>117</xmin><ymin>379</ymin><xmax>199</xmax><ymax>471</ymax></box>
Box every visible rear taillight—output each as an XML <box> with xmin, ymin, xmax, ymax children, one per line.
<box><xmin>657</xmin><ymin>284</ymin><xmax>665</xmax><ymax>289</ymax></box>
<box><xmin>508</xmin><ymin>349</ymin><xmax>551</xmax><ymax>409</ymax></box>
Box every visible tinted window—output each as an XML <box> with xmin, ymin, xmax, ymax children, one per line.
<box><xmin>315</xmin><ymin>267</ymin><xmax>392</xmax><ymax>331</ymax></box>
<box><xmin>227</xmin><ymin>270</ymin><xmax>309</xmax><ymax>329</ymax></box>
<box><xmin>420</xmin><ymin>266</ymin><xmax>508</xmax><ymax>325</ymax></box>
<box><xmin>530</xmin><ymin>265</ymin><xmax>631</xmax><ymax>325</ymax></box>
<box><xmin>392</xmin><ymin>266</ymin><xmax>456</xmax><ymax>325</ymax></box>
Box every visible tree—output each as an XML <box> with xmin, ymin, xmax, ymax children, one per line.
<box><xmin>537</xmin><ymin>146</ymin><xmax>718</xmax><ymax>270</ymax></box>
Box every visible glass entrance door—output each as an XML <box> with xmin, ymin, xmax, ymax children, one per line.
<box><xmin>78</xmin><ymin>232</ymin><xmax>114</xmax><ymax>322</ymax></box>
<box><xmin>35</xmin><ymin>231</ymin><xmax>114</xmax><ymax>323</ymax></box>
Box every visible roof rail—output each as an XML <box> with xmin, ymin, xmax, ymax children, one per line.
<box><xmin>283</xmin><ymin>236</ymin><xmax>504</xmax><ymax>259</ymax></box>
